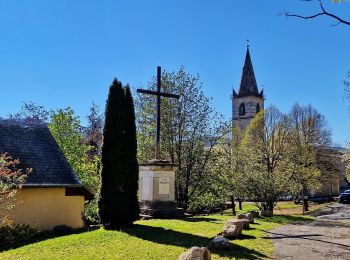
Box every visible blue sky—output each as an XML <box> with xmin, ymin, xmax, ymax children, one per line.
<box><xmin>0</xmin><ymin>0</ymin><xmax>349</xmax><ymax>145</ymax></box>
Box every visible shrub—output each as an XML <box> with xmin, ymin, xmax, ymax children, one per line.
<box><xmin>83</xmin><ymin>197</ymin><xmax>100</xmax><ymax>225</ymax></box>
<box><xmin>0</xmin><ymin>219</ymin><xmax>39</xmax><ymax>247</ymax></box>
<box><xmin>52</xmin><ymin>225</ymin><xmax>73</xmax><ymax>236</ymax></box>
<box><xmin>0</xmin><ymin>153</ymin><xmax>31</xmax><ymax>223</ymax></box>
<box><xmin>187</xmin><ymin>193</ymin><xmax>224</xmax><ymax>213</ymax></box>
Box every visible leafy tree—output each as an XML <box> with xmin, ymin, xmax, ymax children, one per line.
<box><xmin>98</xmin><ymin>79</ymin><xmax>139</xmax><ymax>228</ymax></box>
<box><xmin>212</xmin><ymin>125</ymin><xmax>246</xmax><ymax>215</ymax></box>
<box><xmin>285</xmin><ymin>103</ymin><xmax>331</xmax><ymax>210</ymax></box>
<box><xmin>136</xmin><ymin>67</ymin><xmax>227</xmax><ymax>210</ymax></box>
<box><xmin>0</xmin><ymin>154</ymin><xmax>31</xmax><ymax>223</ymax></box>
<box><xmin>240</xmin><ymin>104</ymin><xmax>332</xmax><ymax>213</ymax></box>
<box><xmin>343</xmin><ymin>72</ymin><xmax>350</xmax><ymax>183</ymax></box>
<box><xmin>316</xmin><ymin>147</ymin><xmax>343</xmax><ymax>195</ymax></box>
<box><xmin>241</xmin><ymin>106</ymin><xmax>290</xmax><ymax>212</ymax></box>
<box><xmin>8</xmin><ymin>102</ymin><xmax>52</xmax><ymax>124</ymax></box>
<box><xmin>85</xmin><ymin>102</ymin><xmax>103</xmax><ymax>158</ymax></box>
<box><xmin>49</xmin><ymin>108</ymin><xmax>100</xmax><ymax>222</ymax></box>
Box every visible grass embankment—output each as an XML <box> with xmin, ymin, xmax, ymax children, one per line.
<box><xmin>0</xmin><ymin>203</ymin><xmax>314</xmax><ymax>260</ymax></box>
<box><xmin>274</xmin><ymin>201</ymin><xmax>329</xmax><ymax>215</ymax></box>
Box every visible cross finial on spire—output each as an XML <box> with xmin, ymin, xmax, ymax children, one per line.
<box><xmin>246</xmin><ymin>39</ymin><xmax>250</xmax><ymax>49</ymax></box>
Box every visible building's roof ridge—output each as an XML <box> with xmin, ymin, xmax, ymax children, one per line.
<box><xmin>0</xmin><ymin>122</ymin><xmax>81</xmax><ymax>187</ymax></box>
<box><xmin>0</xmin><ymin>118</ymin><xmax>48</xmax><ymax>128</ymax></box>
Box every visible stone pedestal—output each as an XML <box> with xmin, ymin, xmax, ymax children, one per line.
<box><xmin>139</xmin><ymin>161</ymin><xmax>184</xmax><ymax>218</ymax></box>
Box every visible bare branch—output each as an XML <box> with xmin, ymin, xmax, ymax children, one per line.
<box><xmin>330</xmin><ymin>21</ymin><xmax>342</xmax><ymax>27</ymax></box>
<box><xmin>283</xmin><ymin>1</ymin><xmax>350</xmax><ymax>27</ymax></box>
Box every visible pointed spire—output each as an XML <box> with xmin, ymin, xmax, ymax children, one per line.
<box><xmin>232</xmin><ymin>88</ymin><xmax>237</xmax><ymax>97</ymax></box>
<box><xmin>237</xmin><ymin>46</ymin><xmax>261</xmax><ymax>98</ymax></box>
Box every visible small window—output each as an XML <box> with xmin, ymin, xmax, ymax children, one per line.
<box><xmin>239</xmin><ymin>103</ymin><xmax>245</xmax><ymax>116</ymax></box>
<box><xmin>256</xmin><ymin>103</ymin><xmax>260</xmax><ymax>113</ymax></box>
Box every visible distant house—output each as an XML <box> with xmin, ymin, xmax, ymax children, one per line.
<box><xmin>309</xmin><ymin>147</ymin><xmax>349</xmax><ymax>198</ymax></box>
<box><xmin>0</xmin><ymin>121</ymin><xmax>93</xmax><ymax>230</ymax></box>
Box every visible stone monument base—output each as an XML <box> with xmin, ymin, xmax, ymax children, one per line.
<box><xmin>139</xmin><ymin>160</ymin><xmax>184</xmax><ymax>219</ymax></box>
<box><xmin>139</xmin><ymin>201</ymin><xmax>184</xmax><ymax>218</ymax></box>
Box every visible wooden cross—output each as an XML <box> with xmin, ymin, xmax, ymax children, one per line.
<box><xmin>137</xmin><ymin>66</ymin><xmax>180</xmax><ymax>160</ymax></box>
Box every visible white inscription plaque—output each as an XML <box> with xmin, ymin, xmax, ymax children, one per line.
<box><xmin>159</xmin><ymin>177</ymin><xmax>170</xmax><ymax>195</ymax></box>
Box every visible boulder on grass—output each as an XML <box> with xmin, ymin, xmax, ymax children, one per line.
<box><xmin>222</xmin><ymin>219</ymin><xmax>243</xmax><ymax>238</ymax></box>
<box><xmin>247</xmin><ymin>210</ymin><xmax>260</xmax><ymax>218</ymax></box>
<box><xmin>245</xmin><ymin>212</ymin><xmax>254</xmax><ymax>223</ymax></box>
<box><xmin>209</xmin><ymin>236</ymin><xmax>232</xmax><ymax>250</ymax></box>
<box><xmin>179</xmin><ymin>247</ymin><xmax>211</xmax><ymax>260</ymax></box>
<box><xmin>237</xmin><ymin>214</ymin><xmax>246</xmax><ymax>220</ymax></box>
<box><xmin>260</xmin><ymin>210</ymin><xmax>273</xmax><ymax>217</ymax></box>
<box><xmin>238</xmin><ymin>219</ymin><xmax>250</xmax><ymax>230</ymax></box>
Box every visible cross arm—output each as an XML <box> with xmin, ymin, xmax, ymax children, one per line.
<box><xmin>137</xmin><ymin>89</ymin><xmax>180</xmax><ymax>99</ymax></box>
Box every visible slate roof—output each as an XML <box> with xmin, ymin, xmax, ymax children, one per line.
<box><xmin>0</xmin><ymin>120</ymin><xmax>81</xmax><ymax>187</ymax></box>
<box><xmin>234</xmin><ymin>47</ymin><xmax>263</xmax><ymax>99</ymax></box>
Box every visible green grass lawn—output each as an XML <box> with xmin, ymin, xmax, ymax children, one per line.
<box><xmin>0</xmin><ymin>204</ymin><xmax>313</xmax><ymax>260</ymax></box>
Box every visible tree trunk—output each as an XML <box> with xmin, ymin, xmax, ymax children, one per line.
<box><xmin>267</xmin><ymin>199</ymin><xmax>274</xmax><ymax>213</ymax></box>
<box><xmin>231</xmin><ymin>196</ymin><xmax>236</xmax><ymax>216</ymax></box>
<box><xmin>303</xmin><ymin>199</ymin><xmax>309</xmax><ymax>212</ymax></box>
<box><xmin>238</xmin><ymin>199</ymin><xmax>243</xmax><ymax>210</ymax></box>
<box><xmin>302</xmin><ymin>187</ymin><xmax>309</xmax><ymax>213</ymax></box>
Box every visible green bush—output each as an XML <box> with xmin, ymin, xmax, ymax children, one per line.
<box><xmin>0</xmin><ymin>220</ymin><xmax>39</xmax><ymax>246</ymax></box>
<box><xmin>187</xmin><ymin>192</ymin><xmax>224</xmax><ymax>213</ymax></box>
<box><xmin>83</xmin><ymin>198</ymin><xmax>100</xmax><ymax>225</ymax></box>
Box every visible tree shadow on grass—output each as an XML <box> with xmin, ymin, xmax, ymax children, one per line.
<box><xmin>212</xmin><ymin>243</ymin><xmax>267</xmax><ymax>259</ymax></box>
<box><xmin>122</xmin><ymin>224</ymin><xmax>265</xmax><ymax>259</ymax></box>
<box><xmin>260</xmin><ymin>215</ymin><xmax>313</xmax><ymax>224</ymax></box>
<box><xmin>238</xmin><ymin>233</ymin><xmax>256</xmax><ymax>240</ymax></box>
<box><xmin>179</xmin><ymin>217</ymin><xmax>221</xmax><ymax>223</ymax></box>
<box><xmin>0</xmin><ymin>227</ymin><xmax>96</xmax><ymax>252</ymax></box>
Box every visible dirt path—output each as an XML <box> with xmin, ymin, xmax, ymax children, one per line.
<box><xmin>269</xmin><ymin>203</ymin><xmax>350</xmax><ymax>260</ymax></box>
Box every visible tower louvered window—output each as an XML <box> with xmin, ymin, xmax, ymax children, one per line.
<box><xmin>256</xmin><ymin>103</ymin><xmax>260</xmax><ymax>113</ymax></box>
<box><xmin>239</xmin><ymin>103</ymin><xmax>245</xmax><ymax>116</ymax></box>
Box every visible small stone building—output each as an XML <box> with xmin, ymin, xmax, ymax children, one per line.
<box><xmin>309</xmin><ymin>147</ymin><xmax>349</xmax><ymax>198</ymax></box>
<box><xmin>232</xmin><ymin>46</ymin><xmax>264</xmax><ymax>130</ymax></box>
<box><xmin>0</xmin><ymin>121</ymin><xmax>92</xmax><ymax>230</ymax></box>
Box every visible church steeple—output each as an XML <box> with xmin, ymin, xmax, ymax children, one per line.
<box><xmin>237</xmin><ymin>46</ymin><xmax>262</xmax><ymax>98</ymax></box>
<box><xmin>232</xmin><ymin>45</ymin><xmax>265</xmax><ymax>130</ymax></box>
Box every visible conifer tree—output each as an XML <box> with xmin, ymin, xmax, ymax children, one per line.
<box><xmin>98</xmin><ymin>79</ymin><xmax>139</xmax><ymax>228</ymax></box>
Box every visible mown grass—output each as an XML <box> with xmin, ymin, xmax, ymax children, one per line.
<box><xmin>227</xmin><ymin>201</ymin><xmax>329</xmax><ymax>216</ymax></box>
<box><xmin>0</xmin><ymin>203</ymin><xmax>314</xmax><ymax>260</ymax></box>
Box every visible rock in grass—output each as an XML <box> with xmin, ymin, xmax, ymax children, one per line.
<box><xmin>245</xmin><ymin>212</ymin><xmax>254</xmax><ymax>223</ymax></box>
<box><xmin>179</xmin><ymin>247</ymin><xmax>211</xmax><ymax>260</ymax></box>
<box><xmin>209</xmin><ymin>236</ymin><xmax>232</xmax><ymax>250</ymax></box>
<box><xmin>248</xmin><ymin>210</ymin><xmax>260</xmax><ymax>218</ymax></box>
<box><xmin>237</xmin><ymin>214</ymin><xmax>246</xmax><ymax>220</ymax></box>
<box><xmin>260</xmin><ymin>210</ymin><xmax>273</xmax><ymax>217</ymax></box>
<box><xmin>237</xmin><ymin>213</ymin><xmax>254</xmax><ymax>223</ymax></box>
<box><xmin>239</xmin><ymin>219</ymin><xmax>250</xmax><ymax>230</ymax></box>
<box><xmin>222</xmin><ymin>219</ymin><xmax>243</xmax><ymax>238</ymax></box>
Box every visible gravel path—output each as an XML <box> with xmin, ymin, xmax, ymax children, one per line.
<box><xmin>269</xmin><ymin>203</ymin><xmax>350</xmax><ymax>260</ymax></box>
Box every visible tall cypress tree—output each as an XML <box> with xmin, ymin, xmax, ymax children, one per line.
<box><xmin>98</xmin><ymin>79</ymin><xmax>139</xmax><ymax>228</ymax></box>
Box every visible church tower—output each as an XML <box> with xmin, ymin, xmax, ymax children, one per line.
<box><xmin>232</xmin><ymin>46</ymin><xmax>264</xmax><ymax>130</ymax></box>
